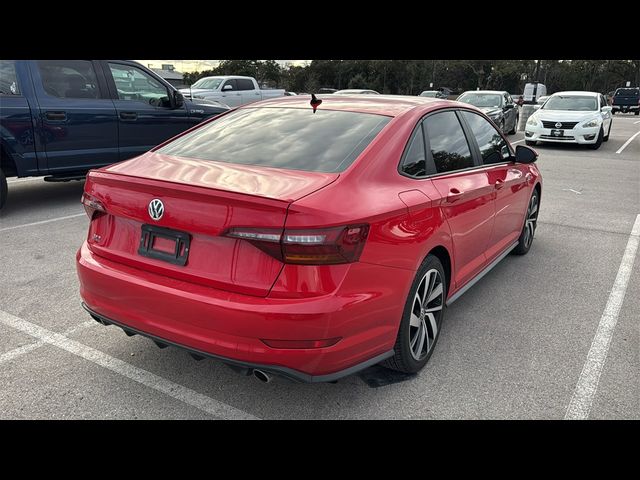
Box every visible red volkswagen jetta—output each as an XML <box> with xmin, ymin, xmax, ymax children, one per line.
<box><xmin>77</xmin><ymin>95</ymin><xmax>542</xmax><ymax>382</ymax></box>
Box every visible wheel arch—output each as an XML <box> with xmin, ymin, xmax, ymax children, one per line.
<box><xmin>0</xmin><ymin>142</ymin><xmax>19</xmax><ymax>177</ymax></box>
<box><xmin>427</xmin><ymin>245</ymin><xmax>452</xmax><ymax>297</ymax></box>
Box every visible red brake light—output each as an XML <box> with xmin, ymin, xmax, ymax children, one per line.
<box><xmin>224</xmin><ymin>224</ymin><xmax>369</xmax><ymax>265</ymax></box>
<box><xmin>81</xmin><ymin>193</ymin><xmax>106</xmax><ymax>219</ymax></box>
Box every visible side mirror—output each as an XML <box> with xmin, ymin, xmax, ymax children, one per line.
<box><xmin>222</xmin><ymin>84</ymin><xmax>233</xmax><ymax>91</ymax></box>
<box><xmin>172</xmin><ymin>91</ymin><xmax>184</xmax><ymax>109</ymax></box>
<box><xmin>601</xmin><ymin>106</ymin><xmax>612</xmax><ymax>113</ymax></box>
<box><xmin>533</xmin><ymin>104</ymin><xmax>541</xmax><ymax>110</ymax></box>
<box><xmin>514</xmin><ymin>145</ymin><xmax>538</xmax><ymax>164</ymax></box>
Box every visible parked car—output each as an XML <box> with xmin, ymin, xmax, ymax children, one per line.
<box><xmin>611</xmin><ymin>87</ymin><xmax>639</xmax><ymax>115</ymax></box>
<box><xmin>456</xmin><ymin>90</ymin><xmax>519</xmax><ymax>135</ymax></box>
<box><xmin>525</xmin><ymin>91</ymin><xmax>613</xmax><ymax>149</ymax></box>
<box><xmin>318</xmin><ymin>88</ymin><xmax>338</xmax><ymax>94</ymax></box>
<box><xmin>284</xmin><ymin>92</ymin><xmax>298</xmax><ymax>96</ymax></box>
<box><xmin>77</xmin><ymin>95</ymin><xmax>542</xmax><ymax>382</ymax></box>
<box><xmin>0</xmin><ymin>60</ymin><xmax>229</xmax><ymax>209</ymax></box>
<box><xmin>334</xmin><ymin>89</ymin><xmax>380</xmax><ymax>95</ymax></box>
<box><xmin>419</xmin><ymin>90</ymin><xmax>447</xmax><ymax>99</ymax></box>
<box><xmin>180</xmin><ymin>76</ymin><xmax>285</xmax><ymax>107</ymax></box>
<box><xmin>523</xmin><ymin>82</ymin><xmax>547</xmax><ymax>104</ymax></box>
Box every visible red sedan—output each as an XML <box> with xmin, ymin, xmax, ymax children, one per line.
<box><xmin>76</xmin><ymin>95</ymin><xmax>542</xmax><ymax>383</ymax></box>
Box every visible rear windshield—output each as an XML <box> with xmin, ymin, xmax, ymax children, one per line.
<box><xmin>156</xmin><ymin>107</ymin><xmax>391</xmax><ymax>173</ymax></box>
<box><xmin>614</xmin><ymin>88</ymin><xmax>639</xmax><ymax>97</ymax></box>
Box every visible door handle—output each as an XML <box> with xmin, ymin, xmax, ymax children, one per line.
<box><xmin>119</xmin><ymin>112</ymin><xmax>137</xmax><ymax>120</ymax></box>
<box><xmin>446</xmin><ymin>188</ymin><xmax>463</xmax><ymax>203</ymax></box>
<box><xmin>494</xmin><ymin>179</ymin><xmax>505</xmax><ymax>189</ymax></box>
<box><xmin>45</xmin><ymin>111</ymin><xmax>66</xmax><ymax>121</ymax></box>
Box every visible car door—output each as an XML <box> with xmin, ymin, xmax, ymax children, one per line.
<box><xmin>103</xmin><ymin>61</ymin><xmax>191</xmax><ymax>160</ymax></box>
<box><xmin>219</xmin><ymin>79</ymin><xmax>243</xmax><ymax>107</ymax></box>
<box><xmin>503</xmin><ymin>92</ymin><xmax>516</xmax><ymax>132</ymax></box>
<box><xmin>460</xmin><ymin>110</ymin><xmax>530</xmax><ymax>262</ymax></box>
<box><xmin>237</xmin><ymin>78</ymin><xmax>261</xmax><ymax>105</ymax></box>
<box><xmin>423</xmin><ymin>110</ymin><xmax>496</xmax><ymax>289</ymax></box>
<box><xmin>30</xmin><ymin>60</ymin><xmax>119</xmax><ymax>173</ymax></box>
<box><xmin>599</xmin><ymin>94</ymin><xmax>612</xmax><ymax>135</ymax></box>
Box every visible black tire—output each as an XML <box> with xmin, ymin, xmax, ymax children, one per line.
<box><xmin>0</xmin><ymin>169</ymin><xmax>7</xmax><ymax>210</ymax></box>
<box><xmin>525</xmin><ymin>140</ymin><xmax>537</xmax><ymax>146</ymax></box>
<box><xmin>383</xmin><ymin>254</ymin><xmax>447</xmax><ymax>374</ymax></box>
<box><xmin>587</xmin><ymin>127</ymin><xmax>603</xmax><ymax>150</ymax></box>
<box><xmin>611</xmin><ymin>110</ymin><xmax>616</xmax><ymax>115</ymax></box>
<box><xmin>603</xmin><ymin>121</ymin><xmax>611</xmax><ymax>142</ymax></box>
<box><xmin>509</xmin><ymin>115</ymin><xmax>518</xmax><ymax>135</ymax></box>
<box><xmin>513</xmin><ymin>189</ymin><xmax>539</xmax><ymax>255</ymax></box>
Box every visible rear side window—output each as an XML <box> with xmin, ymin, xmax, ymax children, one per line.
<box><xmin>0</xmin><ymin>60</ymin><xmax>20</xmax><ymax>95</ymax></box>
<box><xmin>461</xmin><ymin>111</ymin><xmax>510</xmax><ymax>165</ymax></box>
<box><xmin>37</xmin><ymin>60</ymin><xmax>100</xmax><ymax>99</ymax></box>
<box><xmin>156</xmin><ymin>107</ymin><xmax>391</xmax><ymax>173</ymax></box>
<box><xmin>400</xmin><ymin>126</ymin><xmax>427</xmax><ymax>177</ymax></box>
<box><xmin>424</xmin><ymin>111</ymin><xmax>474</xmax><ymax>174</ymax></box>
<box><xmin>236</xmin><ymin>79</ymin><xmax>255</xmax><ymax>91</ymax></box>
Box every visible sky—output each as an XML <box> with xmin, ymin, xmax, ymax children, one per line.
<box><xmin>136</xmin><ymin>60</ymin><xmax>309</xmax><ymax>72</ymax></box>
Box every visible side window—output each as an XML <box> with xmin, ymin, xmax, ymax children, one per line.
<box><xmin>400</xmin><ymin>125</ymin><xmax>427</xmax><ymax>177</ymax></box>
<box><xmin>462</xmin><ymin>111</ymin><xmax>510</xmax><ymax>165</ymax></box>
<box><xmin>108</xmin><ymin>63</ymin><xmax>169</xmax><ymax>106</ymax></box>
<box><xmin>236</xmin><ymin>79</ymin><xmax>254</xmax><ymax>91</ymax></box>
<box><xmin>424</xmin><ymin>111</ymin><xmax>474</xmax><ymax>174</ymax></box>
<box><xmin>0</xmin><ymin>60</ymin><xmax>20</xmax><ymax>95</ymax></box>
<box><xmin>37</xmin><ymin>60</ymin><xmax>100</xmax><ymax>99</ymax></box>
<box><xmin>222</xmin><ymin>79</ymin><xmax>237</xmax><ymax>91</ymax></box>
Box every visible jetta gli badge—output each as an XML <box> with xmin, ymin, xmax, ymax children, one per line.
<box><xmin>148</xmin><ymin>199</ymin><xmax>164</xmax><ymax>221</ymax></box>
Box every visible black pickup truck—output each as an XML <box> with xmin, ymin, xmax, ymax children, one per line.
<box><xmin>0</xmin><ymin>60</ymin><xmax>230</xmax><ymax>209</ymax></box>
<box><xmin>611</xmin><ymin>87</ymin><xmax>639</xmax><ymax>115</ymax></box>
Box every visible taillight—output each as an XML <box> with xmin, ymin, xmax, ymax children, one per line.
<box><xmin>81</xmin><ymin>192</ymin><xmax>106</xmax><ymax>219</ymax></box>
<box><xmin>224</xmin><ymin>224</ymin><xmax>369</xmax><ymax>265</ymax></box>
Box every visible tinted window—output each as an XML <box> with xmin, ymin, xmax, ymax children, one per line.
<box><xmin>222</xmin><ymin>79</ymin><xmax>237</xmax><ymax>91</ymax></box>
<box><xmin>614</xmin><ymin>88</ymin><xmax>639</xmax><ymax>97</ymax></box>
<box><xmin>462</xmin><ymin>111</ymin><xmax>510</xmax><ymax>165</ymax></box>
<box><xmin>0</xmin><ymin>60</ymin><xmax>20</xmax><ymax>95</ymax></box>
<box><xmin>108</xmin><ymin>63</ymin><xmax>169</xmax><ymax>105</ymax></box>
<box><xmin>400</xmin><ymin>126</ymin><xmax>427</xmax><ymax>177</ymax></box>
<box><xmin>424</xmin><ymin>111</ymin><xmax>474</xmax><ymax>174</ymax></box>
<box><xmin>236</xmin><ymin>79</ymin><xmax>255</xmax><ymax>91</ymax></box>
<box><xmin>157</xmin><ymin>107</ymin><xmax>391</xmax><ymax>173</ymax></box>
<box><xmin>37</xmin><ymin>60</ymin><xmax>100</xmax><ymax>99</ymax></box>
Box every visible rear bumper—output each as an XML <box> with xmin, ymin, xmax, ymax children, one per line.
<box><xmin>77</xmin><ymin>242</ymin><xmax>411</xmax><ymax>381</ymax></box>
<box><xmin>612</xmin><ymin>105</ymin><xmax>639</xmax><ymax>112</ymax></box>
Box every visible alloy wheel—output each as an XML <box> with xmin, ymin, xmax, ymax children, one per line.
<box><xmin>409</xmin><ymin>269</ymin><xmax>444</xmax><ymax>361</ymax></box>
<box><xmin>523</xmin><ymin>193</ymin><xmax>538</xmax><ymax>249</ymax></box>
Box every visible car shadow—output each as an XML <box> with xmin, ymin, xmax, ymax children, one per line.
<box><xmin>0</xmin><ymin>179</ymin><xmax>86</xmax><ymax>219</ymax></box>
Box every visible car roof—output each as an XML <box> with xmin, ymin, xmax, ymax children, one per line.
<box><xmin>198</xmin><ymin>75</ymin><xmax>254</xmax><ymax>80</ymax></box>
<box><xmin>460</xmin><ymin>90</ymin><xmax>508</xmax><ymax>95</ymax></box>
<box><xmin>551</xmin><ymin>91</ymin><xmax>600</xmax><ymax>97</ymax></box>
<box><xmin>241</xmin><ymin>94</ymin><xmax>468</xmax><ymax>117</ymax></box>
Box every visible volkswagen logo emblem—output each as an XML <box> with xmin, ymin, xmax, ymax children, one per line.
<box><xmin>555</xmin><ymin>122</ymin><xmax>563</xmax><ymax>128</ymax></box>
<box><xmin>148</xmin><ymin>199</ymin><xmax>164</xmax><ymax>221</ymax></box>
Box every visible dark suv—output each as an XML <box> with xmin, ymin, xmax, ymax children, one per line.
<box><xmin>611</xmin><ymin>87</ymin><xmax>640</xmax><ymax>115</ymax></box>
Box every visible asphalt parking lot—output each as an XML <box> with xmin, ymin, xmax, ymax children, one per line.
<box><xmin>1</xmin><ymin>114</ymin><xmax>638</xmax><ymax>420</ymax></box>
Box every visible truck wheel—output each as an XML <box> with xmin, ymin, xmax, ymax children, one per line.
<box><xmin>0</xmin><ymin>169</ymin><xmax>7</xmax><ymax>210</ymax></box>
<box><xmin>611</xmin><ymin>110</ymin><xmax>616</xmax><ymax>115</ymax></box>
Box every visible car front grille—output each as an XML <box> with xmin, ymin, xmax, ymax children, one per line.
<box><xmin>540</xmin><ymin>135</ymin><xmax>575</xmax><ymax>140</ymax></box>
<box><xmin>541</xmin><ymin>121</ymin><xmax>579</xmax><ymax>129</ymax></box>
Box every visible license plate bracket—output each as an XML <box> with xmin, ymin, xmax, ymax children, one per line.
<box><xmin>551</xmin><ymin>129</ymin><xmax>564</xmax><ymax>137</ymax></box>
<box><xmin>138</xmin><ymin>224</ymin><xmax>191</xmax><ymax>266</ymax></box>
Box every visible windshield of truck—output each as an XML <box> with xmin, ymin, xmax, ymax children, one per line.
<box><xmin>542</xmin><ymin>96</ymin><xmax>597</xmax><ymax>111</ymax></box>
<box><xmin>457</xmin><ymin>93</ymin><xmax>502</xmax><ymax>108</ymax></box>
<box><xmin>191</xmin><ymin>78</ymin><xmax>224</xmax><ymax>90</ymax></box>
<box><xmin>156</xmin><ymin>107</ymin><xmax>391</xmax><ymax>173</ymax></box>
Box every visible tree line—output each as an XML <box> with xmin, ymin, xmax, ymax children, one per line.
<box><xmin>183</xmin><ymin>60</ymin><xmax>640</xmax><ymax>95</ymax></box>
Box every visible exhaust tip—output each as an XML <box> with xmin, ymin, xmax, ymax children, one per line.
<box><xmin>253</xmin><ymin>369</ymin><xmax>272</xmax><ymax>383</ymax></box>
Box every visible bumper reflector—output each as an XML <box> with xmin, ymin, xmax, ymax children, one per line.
<box><xmin>261</xmin><ymin>337</ymin><xmax>341</xmax><ymax>349</ymax></box>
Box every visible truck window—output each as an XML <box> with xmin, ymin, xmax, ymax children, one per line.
<box><xmin>222</xmin><ymin>79</ymin><xmax>237</xmax><ymax>91</ymax></box>
<box><xmin>0</xmin><ymin>60</ymin><xmax>20</xmax><ymax>95</ymax></box>
<box><xmin>236</xmin><ymin>79</ymin><xmax>255</xmax><ymax>91</ymax></box>
<box><xmin>108</xmin><ymin>63</ymin><xmax>170</xmax><ymax>106</ymax></box>
<box><xmin>37</xmin><ymin>60</ymin><xmax>100</xmax><ymax>99</ymax></box>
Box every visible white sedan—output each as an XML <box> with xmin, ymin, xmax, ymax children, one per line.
<box><xmin>525</xmin><ymin>91</ymin><xmax>613</xmax><ymax>150</ymax></box>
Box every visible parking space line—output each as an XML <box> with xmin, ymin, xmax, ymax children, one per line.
<box><xmin>616</xmin><ymin>131</ymin><xmax>640</xmax><ymax>154</ymax></box>
<box><xmin>511</xmin><ymin>139</ymin><xmax>525</xmax><ymax>145</ymax></box>
<box><xmin>565</xmin><ymin>213</ymin><xmax>640</xmax><ymax>420</ymax></box>
<box><xmin>0</xmin><ymin>320</ymin><xmax>95</xmax><ymax>366</ymax></box>
<box><xmin>0</xmin><ymin>309</ymin><xmax>259</xmax><ymax>420</ymax></box>
<box><xmin>0</xmin><ymin>213</ymin><xmax>85</xmax><ymax>232</ymax></box>
<box><xmin>634</xmin><ymin>120</ymin><xmax>640</xmax><ymax>125</ymax></box>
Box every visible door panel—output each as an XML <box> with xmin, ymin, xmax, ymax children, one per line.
<box><xmin>219</xmin><ymin>79</ymin><xmax>243</xmax><ymax>107</ymax></box>
<box><xmin>105</xmin><ymin>62</ymin><xmax>191</xmax><ymax>160</ymax></box>
<box><xmin>30</xmin><ymin>60</ymin><xmax>119</xmax><ymax>173</ymax></box>
<box><xmin>424</xmin><ymin>111</ymin><xmax>495</xmax><ymax>289</ymax></box>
